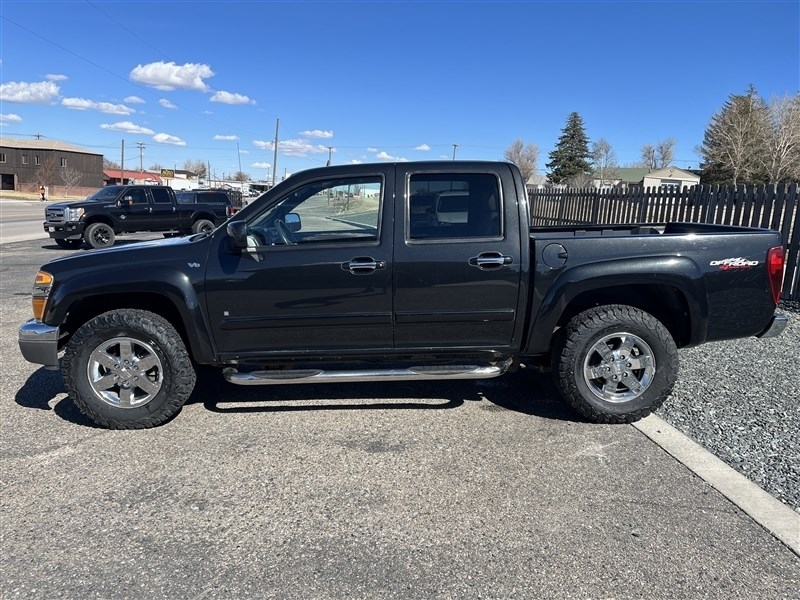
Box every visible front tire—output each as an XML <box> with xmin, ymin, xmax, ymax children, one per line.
<box><xmin>62</xmin><ymin>309</ymin><xmax>196</xmax><ymax>429</ymax></box>
<box><xmin>552</xmin><ymin>304</ymin><xmax>678</xmax><ymax>423</ymax></box>
<box><xmin>85</xmin><ymin>222</ymin><xmax>116</xmax><ymax>249</ymax></box>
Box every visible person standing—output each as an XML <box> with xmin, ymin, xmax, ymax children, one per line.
<box><xmin>39</xmin><ymin>185</ymin><xmax>46</xmax><ymax>202</ymax></box>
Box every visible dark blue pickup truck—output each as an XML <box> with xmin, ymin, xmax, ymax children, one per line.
<box><xmin>20</xmin><ymin>161</ymin><xmax>788</xmax><ymax>428</ymax></box>
<box><xmin>43</xmin><ymin>185</ymin><xmax>236</xmax><ymax>249</ymax></box>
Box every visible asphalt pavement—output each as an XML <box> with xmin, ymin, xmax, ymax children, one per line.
<box><xmin>0</xmin><ymin>226</ymin><xmax>798</xmax><ymax>599</ymax></box>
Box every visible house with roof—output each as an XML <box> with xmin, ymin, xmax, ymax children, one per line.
<box><xmin>592</xmin><ymin>166</ymin><xmax>700</xmax><ymax>190</ymax></box>
<box><xmin>0</xmin><ymin>137</ymin><xmax>104</xmax><ymax>193</ymax></box>
<box><xmin>103</xmin><ymin>169</ymin><xmax>163</xmax><ymax>186</ymax></box>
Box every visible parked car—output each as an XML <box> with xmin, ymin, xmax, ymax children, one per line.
<box><xmin>43</xmin><ymin>185</ymin><xmax>236</xmax><ymax>249</ymax></box>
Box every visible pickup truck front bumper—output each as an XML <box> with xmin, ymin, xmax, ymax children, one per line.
<box><xmin>43</xmin><ymin>221</ymin><xmax>85</xmax><ymax>240</ymax></box>
<box><xmin>19</xmin><ymin>320</ymin><xmax>61</xmax><ymax>369</ymax></box>
<box><xmin>756</xmin><ymin>314</ymin><xmax>789</xmax><ymax>339</ymax></box>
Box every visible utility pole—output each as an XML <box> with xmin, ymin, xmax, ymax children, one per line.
<box><xmin>237</xmin><ymin>142</ymin><xmax>242</xmax><ymax>179</ymax></box>
<box><xmin>120</xmin><ymin>139</ymin><xmax>125</xmax><ymax>184</ymax></box>
<box><xmin>272</xmin><ymin>118</ymin><xmax>279</xmax><ymax>187</ymax></box>
<box><xmin>326</xmin><ymin>146</ymin><xmax>333</xmax><ymax>166</ymax></box>
<box><xmin>136</xmin><ymin>142</ymin><xmax>146</xmax><ymax>172</ymax></box>
<box><xmin>452</xmin><ymin>144</ymin><xmax>458</xmax><ymax>160</ymax></box>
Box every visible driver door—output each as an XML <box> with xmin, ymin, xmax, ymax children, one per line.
<box><xmin>205</xmin><ymin>168</ymin><xmax>394</xmax><ymax>358</ymax></box>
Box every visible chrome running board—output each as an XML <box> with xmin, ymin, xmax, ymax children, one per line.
<box><xmin>224</xmin><ymin>359</ymin><xmax>513</xmax><ymax>386</ymax></box>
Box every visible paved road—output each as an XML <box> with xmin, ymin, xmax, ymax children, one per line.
<box><xmin>0</xmin><ymin>199</ymin><xmax>48</xmax><ymax>244</ymax></box>
<box><xmin>1</xmin><ymin>236</ymin><xmax>798</xmax><ymax>598</ymax></box>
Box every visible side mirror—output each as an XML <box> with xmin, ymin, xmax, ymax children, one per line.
<box><xmin>285</xmin><ymin>212</ymin><xmax>301</xmax><ymax>233</ymax></box>
<box><xmin>226</xmin><ymin>220</ymin><xmax>248</xmax><ymax>248</ymax></box>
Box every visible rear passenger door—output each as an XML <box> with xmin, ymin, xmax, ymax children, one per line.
<box><xmin>393</xmin><ymin>165</ymin><xmax>523</xmax><ymax>349</ymax></box>
<box><xmin>149</xmin><ymin>187</ymin><xmax>179</xmax><ymax>229</ymax></box>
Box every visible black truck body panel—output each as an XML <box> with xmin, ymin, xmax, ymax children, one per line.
<box><xmin>22</xmin><ymin>160</ymin><xmax>786</xmax><ymax>382</ymax></box>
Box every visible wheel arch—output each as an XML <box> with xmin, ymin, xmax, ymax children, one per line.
<box><xmin>49</xmin><ymin>276</ymin><xmax>217</xmax><ymax>365</ymax></box>
<box><xmin>525</xmin><ymin>257</ymin><xmax>707</xmax><ymax>356</ymax></box>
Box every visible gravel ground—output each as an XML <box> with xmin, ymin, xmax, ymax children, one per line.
<box><xmin>657</xmin><ymin>306</ymin><xmax>799</xmax><ymax>512</ymax></box>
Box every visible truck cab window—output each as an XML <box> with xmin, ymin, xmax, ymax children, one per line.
<box><xmin>408</xmin><ymin>173</ymin><xmax>502</xmax><ymax>240</ymax></box>
<box><xmin>247</xmin><ymin>176</ymin><xmax>382</xmax><ymax>246</ymax></box>
<box><xmin>151</xmin><ymin>188</ymin><xmax>173</xmax><ymax>204</ymax></box>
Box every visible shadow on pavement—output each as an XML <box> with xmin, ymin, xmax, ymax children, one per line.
<box><xmin>16</xmin><ymin>363</ymin><xmax>580</xmax><ymax>428</ymax></box>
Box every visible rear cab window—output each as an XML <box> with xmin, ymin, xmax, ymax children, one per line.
<box><xmin>407</xmin><ymin>172</ymin><xmax>502</xmax><ymax>240</ymax></box>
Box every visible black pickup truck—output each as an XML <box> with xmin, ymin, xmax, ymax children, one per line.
<box><xmin>43</xmin><ymin>185</ymin><xmax>236</xmax><ymax>249</ymax></box>
<box><xmin>19</xmin><ymin>161</ymin><xmax>788</xmax><ymax>429</ymax></box>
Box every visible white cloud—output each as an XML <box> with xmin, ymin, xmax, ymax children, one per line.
<box><xmin>100</xmin><ymin>121</ymin><xmax>155</xmax><ymax>135</ymax></box>
<box><xmin>62</xmin><ymin>97</ymin><xmax>136</xmax><ymax>115</ymax></box>
<box><xmin>214</xmin><ymin>134</ymin><xmax>239</xmax><ymax>141</ymax></box>
<box><xmin>415</xmin><ymin>144</ymin><xmax>431</xmax><ymax>151</ymax></box>
<box><xmin>302</xmin><ymin>129</ymin><xmax>333</xmax><ymax>139</ymax></box>
<box><xmin>253</xmin><ymin>138</ymin><xmax>328</xmax><ymax>156</ymax></box>
<box><xmin>46</xmin><ymin>74</ymin><xmax>68</xmax><ymax>82</ymax></box>
<box><xmin>0</xmin><ymin>113</ymin><xmax>23</xmax><ymax>124</ymax></box>
<box><xmin>159</xmin><ymin>98</ymin><xmax>177</xmax><ymax>109</ymax></box>
<box><xmin>0</xmin><ymin>80</ymin><xmax>60</xmax><ymax>104</ymax></box>
<box><xmin>350</xmin><ymin>159</ymin><xmax>362</xmax><ymax>164</ymax></box>
<box><xmin>129</xmin><ymin>61</ymin><xmax>214</xmax><ymax>91</ymax></box>
<box><xmin>376</xmin><ymin>151</ymin><xmax>407</xmax><ymax>162</ymax></box>
<box><xmin>210</xmin><ymin>90</ymin><xmax>254</xmax><ymax>105</ymax></box>
<box><xmin>124</xmin><ymin>95</ymin><xmax>145</xmax><ymax>104</ymax></box>
<box><xmin>153</xmin><ymin>132</ymin><xmax>186</xmax><ymax>146</ymax></box>
<box><xmin>281</xmin><ymin>139</ymin><xmax>329</xmax><ymax>157</ymax></box>
<box><xmin>367</xmin><ymin>147</ymin><xmax>378</xmax><ymax>153</ymax></box>
<box><xmin>252</xmin><ymin>162</ymin><xmax>271</xmax><ymax>169</ymax></box>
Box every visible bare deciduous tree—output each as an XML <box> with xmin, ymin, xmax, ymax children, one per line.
<box><xmin>183</xmin><ymin>159</ymin><xmax>208</xmax><ymax>178</ymax></box>
<box><xmin>233</xmin><ymin>171</ymin><xmax>251</xmax><ymax>182</ymax></box>
<box><xmin>639</xmin><ymin>138</ymin><xmax>675</xmax><ymax>170</ymax></box>
<box><xmin>656</xmin><ymin>137</ymin><xmax>676</xmax><ymax>168</ymax></box>
<box><xmin>36</xmin><ymin>157</ymin><xmax>56</xmax><ymax>189</ymax></box>
<box><xmin>761</xmin><ymin>94</ymin><xmax>800</xmax><ymax>183</ymax></box>
<box><xmin>60</xmin><ymin>166</ymin><xmax>82</xmax><ymax>195</ymax></box>
<box><xmin>640</xmin><ymin>144</ymin><xmax>657</xmax><ymax>170</ymax></box>
<box><xmin>504</xmin><ymin>139</ymin><xmax>539</xmax><ymax>183</ymax></box>
<box><xmin>591</xmin><ymin>138</ymin><xmax>619</xmax><ymax>186</ymax></box>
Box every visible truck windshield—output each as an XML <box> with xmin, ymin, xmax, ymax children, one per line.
<box><xmin>87</xmin><ymin>187</ymin><xmax>123</xmax><ymax>201</ymax></box>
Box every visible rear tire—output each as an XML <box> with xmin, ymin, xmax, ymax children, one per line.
<box><xmin>191</xmin><ymin>219</ymin><xmax>215</xmax><ymax>234</ymax></box>
<box><xmin>85</xmin><ymin>222</ymin><xmax>115</xmax><ymax>249</ymax></box>
<box><xmin>552</xmin><ymin>304</ymin><xmax>678</xmax><ymax>423</ymax></box>
<box><xmin>62</xmin><ymin>309</ymin><xmax>196</xmax><ymax>429</ymax></box>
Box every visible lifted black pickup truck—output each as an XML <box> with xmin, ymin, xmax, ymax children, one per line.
<box><xmin>19</xmin><ymin>161</ymin><xmax>788</xmax><ymax>429</ymax></box>
<box><xmin>43</xmin><ymin>185</ymin><xmax>236</xmax><ymax>249</ymax></box>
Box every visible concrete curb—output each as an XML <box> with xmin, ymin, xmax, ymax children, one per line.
<box><xmin>634</xmin><ymin>414</ymin><xmax>800</xmax><ymax>556</ymax></box>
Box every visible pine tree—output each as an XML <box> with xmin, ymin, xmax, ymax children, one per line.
<box><xmin>546</xmin><ymin>112</ymin><xmax>592</xmax><ymax>185</ymax></box>
<box><xmin>700</xmin><ymin>85</ymin><xmax>770</xmax><ymax>185</ymax></box>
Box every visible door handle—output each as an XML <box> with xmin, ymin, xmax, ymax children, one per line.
<box><xmin>469</xmin><ymin>252</ymin><xmax>513</xmax><ymax>270</ymax></box>
<box><xmin>341</xmin><ymin>257</ymin><xmax>386</xmax><ymax>275</ymax></box>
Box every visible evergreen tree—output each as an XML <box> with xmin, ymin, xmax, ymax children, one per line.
<box><xmin>700</xmin><ymin>85</ymin><xmax>770</xmax><ymax>185</ymax></box>
<box><xmin>546</xmin><ymin>112</ymin><xmax>592</xmax><ymax>185</ymax></box>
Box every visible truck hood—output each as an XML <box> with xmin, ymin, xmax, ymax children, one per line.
<box><xmin>46</xmin><ymin>200</ymin><xmax>116</xmax><ymax>210</ymax></box>
<box><xmin>44</xmin><ymin>231</ymin><xmax>215</xmax><ymax>270</ymax></box>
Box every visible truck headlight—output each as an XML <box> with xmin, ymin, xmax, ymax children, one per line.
<box><xmin>65</xmin><ymin>207</ymin><xmax>84</xmax><ymax>221</ymax></box>
<box><xmin>32</xmin><ymin>271</ymin><xmax>53</xmax><ymax>321</ymax></box>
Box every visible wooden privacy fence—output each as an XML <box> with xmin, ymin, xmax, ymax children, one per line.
<box><xmin>529</xmin><ymin>183</ymin><xmax>800</xmax><ymax>304</ymax></box>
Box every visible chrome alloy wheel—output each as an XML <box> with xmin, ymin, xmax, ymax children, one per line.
<box><xmin>582</xmin><ymin>332</ymin><xmax>656</xmax><ymax>403</ymax></box>
<box><xmin>86</xmin><ymin>336</ymin><xmax>164</xmax><ymax>408</ymax></box>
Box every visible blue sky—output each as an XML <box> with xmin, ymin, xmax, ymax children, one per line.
<box><xmin>1</xmin><ymin>0</ymin><xmax>798</xmax><ymax>182</ymax></box>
